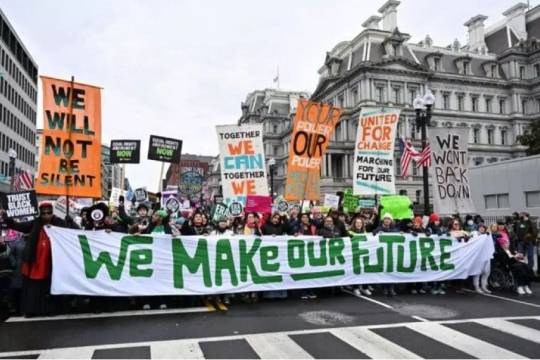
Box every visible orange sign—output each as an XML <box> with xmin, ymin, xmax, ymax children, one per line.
<box><xmin>284</xmin><ymin>100</ymin><xmax>341</xmax><ymax>201</ymax></box>
<box><xmin>35</xmin><ymin>76</ymin><xmax>102</xmax><ymax>198</ymax></box>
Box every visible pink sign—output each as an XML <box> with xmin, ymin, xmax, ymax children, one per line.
<box><xmin>245</xmin><ymin>195</ymin><xmax>272</xmax><ymax>214</ymax></box>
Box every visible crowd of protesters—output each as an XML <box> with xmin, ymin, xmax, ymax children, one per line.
<box><xmin>0</xmin><ymin>197</ymin><xmax>538</xmax><ymax>318</ymax></box>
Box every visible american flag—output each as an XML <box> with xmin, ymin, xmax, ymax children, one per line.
<box><xmin>13</xmin><ymin>170</ymin><xmax>34</xmax><ymax>191</ymax></box>
<box><xmin>416</xmin><ymin>143</ymin><xmax>432</xmax><ymax>168</ymax></box>
<box><xmin>399</xmin><ymin>138</ymin><xmax>419</xmax><ymax>179</ymax></box>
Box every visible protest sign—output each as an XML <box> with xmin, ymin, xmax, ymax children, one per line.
<box><xmin>285</xmin><ymin>100</ymin><xmax>341</xmax><ymax>201</ymax></box>
<box><xmin>53</xmin><ymin>196</ymin><xmax>86</xmax><ymax>218</ymax></box>
<box><xmin>148</xmin><ymin>135</ymin><xmax>182</xmax><ymax>163</ymax></box>
<box><xmin>323</xmin><ymin>194</ymin><xmax>340</xmax><ymax>209</ymax></box>
<box><xmin>277</xmin><ymin>200</ymin><xmax>289</xmax><ymax>213</ymax></box>
<box><xmin>160</xmin><ymin>190</ymin><xmax>178</xmax><ymax>208</ymax></box>
<box><xmin>134</xmin><ymin>188</ymin><xmax>148</xmax><ymax>202</ymax></box>
<box><xmin>216</xmin><ymin>124</ymin><xmax>268</xmax><ymax>205</ymax></box>
<box><xmin>353</xmin><ymin>107</ymin><xmax>399</xmax><ymax>195</ymax></box>
<box><xmin>428</xmin><ymin>128</ymin><xmax>475</xmax><ymax>215</ymax></box>
<box><xmin>0</xmin><ymin>191</ymin><xmax>38</xmax><ymax>219</ymax></box>
<box><xmin>179</xmin><ymin>170</ymin><xmax>204</xmax><ymax>196</ymax></box>
<box><xmin>48</xmin><ymin>227</ymin><xmax>494</xmax><ymax>296</ymax></box>
<box><xmin>165</xmin><ymin>197</ymin><xmax>181</xmax><ymax>213</ymax></box>
<box><xmin>110</xmin><ymin>140</ymin><xmax>140</xmax><ymax>164</ymax></box>
<box><xmin>380</xmin><ymin>195</ymin><xmax>413</xmax><ymax>220</ymax></box>
<box><xmin>245</xmin><ymin>195</ymin><xmax>272</xmax><ymax>214</ymax></box>
<box><xmin>359</xmin><ymin>199</ymin><xmax>376</xmax><ymax>208</ymax></box>
<box><xmin>35</xmin><ymin>76</ymin><xmax>102</xmax><ymax>198</ymax></box>
<box><xmin>109</xmin><ymin>187</ymin><xmax>126</xmax><ymax>207</ymax></box>
<box><xmin>229</xmin><ymin>201</ymin><xmax>243</xmax><ymax>217</ymax></box>
<box><xmin>211</xmin><ymin>203</ymin><xmax>228</xmax><ymax>222</ymax></box>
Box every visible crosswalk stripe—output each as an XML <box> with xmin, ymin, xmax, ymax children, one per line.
<box><xmin>474</xmin><ymin>318</ymin><xmax>540</xmax><ymax>344</ymax></box>
<box><xmin>246</xmin><ymin>333</ymin><xmax>313</xmax><ymax>359</ymax></box>
<box><xmin>331</xmin><ymin>327</ymin><xmax>421</xmax><ymax>359</ymax></box>
<box><xmin>407</xmin><ymin>322</ymin><xmax>527</xmax><ymax>359</ymax></box>
<box><xmin>151</xmin><ymin>340</ymin><xmax>205</xmax><ymax>359</ymax></box>
<box><xmin>37</xmin><ymin>348</ymin><xmax>94</xmax><ymax>359</ymax></box>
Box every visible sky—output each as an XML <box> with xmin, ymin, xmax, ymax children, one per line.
<box><xmin>0</xmin><ymin>0</ymin><xmax>537</xmax><ymax>192</ymax></box>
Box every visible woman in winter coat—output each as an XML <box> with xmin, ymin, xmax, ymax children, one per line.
<box><xmin>296</xmin><ymin>213</ymin><xmax>318</xmax><ymax>236</ymax></box>
<box><xmin>262</xmin><ymin>213</ymin><xmax>286</xmax><ymax>236</ymax></box>
<box><xmin>348</xmin><ymin>217</ymin><xmax>373</xmax><ymax>296</ymax></box>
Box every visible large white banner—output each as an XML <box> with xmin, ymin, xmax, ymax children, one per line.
<box><xmin>428</xmin><ymin>127</ymin><xmax>475</xmax><ymax>215</ymax></box>
<box><xmin>47</xmin><ymin>227</ymin><xmax>493</xmax><ymax>296</ymax></box>
<box><xmin>216</xmin><ymin>124</ymin><xmax>268</xmax><ymax>205</ymax></box>
<box><xmin>353</xmin><ymin>107</ymin><xmax>400</xmax><ymax>195</ymax></box>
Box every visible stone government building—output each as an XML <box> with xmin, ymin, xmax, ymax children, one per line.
<box><xmin>210</xmin><ymin>1</ymin><xmax>540</xmax><ymax>208</ymax></box>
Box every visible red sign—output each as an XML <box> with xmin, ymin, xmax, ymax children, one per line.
<box><xmin>244</xmin><ymin>195</ymin><xmax>272</xmax><ymax>214</ymax></box>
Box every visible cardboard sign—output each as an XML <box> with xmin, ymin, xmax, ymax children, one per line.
<box><xmin>109</xmin><ymin>187</ymin><xmax>127</xmax><ymax>207</ymax></box>
<box><xmin>342</xmin><ymin>188</ymin><xmax>359</xmax><ymax>212</ymax></box>
<box><xmin>148</xmin><ymin>135</ymin><xmax>182</xmax><ymax>163</ymax></box>
<box><xmin>358</xmin><ymin>199</ymin><xmax>376</xmax><ymax>208</ymax></box>
<box><xmin>179</xmin><ymin>170</ymin><xmax>204</xmax><ymax>196</ymax></box>
<box><xmin>284</xmin><ymin>100</ymin><xmax>341</xmax><ymax>201</ymax></box>
<box><xmin>216</xmin><ymin>124</ymin><xmax>268</xmax><ymax>205</ymax></box>
<box><xmin>110</xmin><ymin>140</ymin><xmax>140</xmax><ymax>164</ymax></box>
<box><xmin>165</xmin><ymin>197</ymin><xmax>181</xmax><ymax>213</ymax></box>
<box><xmin>134</xmin><ymin>188</ymin><xmax>148</xmax><ymax>202</ymax></box>
<box><xmin>277</xmin><ymin>200</ymin><xmax>289</xmax><ymax>213</ymax></box>
<box><xmin>161</xmin><ymin>190</ymin><xmax>178</xmax><ymax>208</ymax></box>
<box><xmin>0</xmin><ymin>190</ymin><xmax>38</xmax><ymax>219</ymax></box>
<box><xmin>245</xmin><ymin>195</ymin><xmax>272</xmax><ymax>214</ymax></box>
<box><xmin>323</xmin><ymin>194</ymin><xmax>340</xmax><ymax>209</ymax></box>
<box><xmin>353</xmin><ymin>107</ymin><xmax>399</xmax><ymax>195</ymax></box>
<box><xmin>35</xmin><ymin>76</ymin><xmax>102</xmax><ymax>198</ymax></box>
<box><xmin>428</xmin><ymin>128</ymin><xmax>475</xmax><ymax>215</ymax></box>
<box><xmin>229</xmin><ymin>201</ymin><xmax>243</xmax><ymax>217</ymax></box>
<box><xmin>380</xmin><ymin>195</ymin><xmax>413</xmax><ymax>221</ymax></box>
<box><xmin>211</xmin><ymin>203</ymin><xmax>228</xmax><ymax>222</ymax></box>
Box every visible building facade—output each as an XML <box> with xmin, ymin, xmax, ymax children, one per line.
<box><xmin>309</xmin><ymin>0</ymin><xmax>539</xmax><ymax>206</ymax></box>
<box><xmin>101</xmin><ymin>144</ymin><xmax>125</xmax><ymax>200</ymax></box>
<box><xmin>0</xmin><ymin>9</ymin><xmax>38</xmax><ymax>192</ymax></box>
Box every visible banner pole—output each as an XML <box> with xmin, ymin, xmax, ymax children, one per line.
<box><xmin>66</xmin><ymin>76</ymin><xmax>75</xmax><ymax>219</ymax></box>
<box><xmin>158</xmin><ymin>162</ymin><xmax>165</xmax><ymax>192</ymax></box>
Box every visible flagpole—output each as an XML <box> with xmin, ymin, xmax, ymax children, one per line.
<box><xmin>66</xmin><ymin>76</ymin><xmax>75</xmax><ymax>220</ymax></box>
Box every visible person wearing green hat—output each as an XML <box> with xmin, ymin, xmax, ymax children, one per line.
<box><xmin>143</xmin><ymin>209</ymin><xmax>172</xmax><ymax>234</ymax></box>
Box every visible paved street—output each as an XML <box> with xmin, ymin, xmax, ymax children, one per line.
<box><xmin>1</xmin><ymin>284</ymin><xmax>539</xmax><ymax>359</ymax></box>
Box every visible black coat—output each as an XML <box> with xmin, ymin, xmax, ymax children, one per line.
<box><xmin>262</xmin><ymin>222</ymin><xmax>286</xmax><ymax>235</ymax></box>
<box><xmin>6</xmin><ymin>216</ymin><xmax>78</xmax><ymax>264</ymax></box>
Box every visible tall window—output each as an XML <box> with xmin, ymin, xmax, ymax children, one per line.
<box><xmin>434</xmin><ymin>58</ymin><xmax>441</xmax><ymax>71</ymax></box>
<box><xmin>499</xmin><ymin>99</ymin><xmax>505</xmax><ymax>114</ymax></box>
<box><xmin>501</xmin><ymin>130</ymin><xmax>507</xmax><ymax>145</ymax></box>
<box><xmin>376</xmin><ymin>87</ymin><xmax>384</xmax><ymax>103</ymax></box>
<box><xmin>472</xmin><ymin>97</ymin><xmax>478</xmax><ymax>112</ymax></box>
<box><xmin>393</xmin><ymin>87</ymin><xmax>400</xmax><ymax>104</ymax></box>
<box><xmin>458</xmin><ymin>95</ymin><xmax>464</xmax><ymax>111</ymax></box>
<box><xmin>520</xmin><ymin>66</ymin><xmax>525</xmax><ymax>80</ymax></box>
<box><xmin>351</xmin><ymin>88</ymin><xmax>358</xmax><ymax>105</ymax></box>
<box><xmin>522</xmin><ymin>99</ymin><xmax>527</xmax><ymax>115</ymax></box>
<box><xmin>487</xmin><ymin>129</ymin><xmax>493</xmax><ymax>145</ymax></box>
<box><xmin>535</xmin><ymin>64</ymin><xmax>540</xmax><ymax>78</ymax></box>
<box><xmin>443</xmin><ymin>94</ymin><xmax>449</xmax><ymax>110</ymax></box>
<box><xmin>273</xmin><ymin>124</ymin><xmax>278</xmax><ymax>133</ymax></box>
<box><xmin>485</xmin><ymin>98</ymin><xmax>492</xmax><ymax>113</ymax></box>
<box><xmin>463</xmin><ymin>61</ymin><xmax>470</xmax><ymax>75</ymax></box>
<box><xmin>491</xmin><ymin>64</ymin><xmax>497</xmax><ymax>78</ymax></box>
<box><xmin>473</xmin><ymin>128</ymin><xmax>480</xmax><ymax>144</ymax></box>
<box><xmin>409</xmin><ymin>89</ymin><xmax>417</xmax><ymax>105</ymax></box>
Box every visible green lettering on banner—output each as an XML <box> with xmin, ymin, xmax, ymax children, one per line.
<box><xmin>260</xmin><ymin>246</ymin><xmax>280</xmax><ymax>272</ymax></box>
<box><xmin>287</xmin><ymin>239</ymin><xmax>305</xmax><ymax>268</ymax></box>
<box><xmin>439</xmin><ymin>239</ymin><xmax>455</xmax><ymax>270</ymax></box>
<box><xmin>215</xmin><ymin>239</ymin><xmax>238</xmax><ymax>286</ymax></box>
<box><xmin>397</xmin><ymin>240</ymin><xmax>418</xmax><ymax>272</ymax></box>
<box><xmin>351</xmin><ymin>235</ymin><xmax>368</xmax><ymax>274</ymax></box>
<box><xmin>419</xmin><ymin>237</ymin><xmax>439</xmax><ymax>271</ymax></box>
<box><xmin>328</xmin><ymin>238</ymin><xmax>345</xmax><ymax>265</ymax></box>
<box><xmin>172</xmin><ymin>238</ymin><xmax>212</xmax><ymax>288</ymax></box>
<box><xmin>239</xmin><ymin>239</ymin><xmax>282</xmax><ymax>284</ymax></box>
<box><xmin>79</xmin><ymin>235</ymin><xmax>153</xmax><ymax>280</ymax></box>
<box><xmin>307</xmin><ymin>239</ymin><xmax>327</xmax><ymax>266</ymax></box>
<box><xmin>379</xmin><ymin>235</ymin><xmax>405</xmax><ymax>272</ymax></box>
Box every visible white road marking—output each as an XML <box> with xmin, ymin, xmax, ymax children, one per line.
<box><xmin>407</xmin><ymin>321</ymin><xmax>527</xmax><ymax>359</ymax></box>
<box><xmin>474</xmin><ymin>318</ymin><xmax>540</xmax><ymax>344</ymax></box>
<box><xmin>411</xmin><ymin>315</ymin><xmax>428</xmax><ymax>322</ymax></box>
<box><xmin>6</xmin><ymin>306</ymin><xmax>212</xmax><ymax>322</ymax></box>
<box><xmin>246</xmin><ymin>333</ymin><xmax>313</xmax><ymax>359</ymax></box>
<box><xmin>151</xmin><ymin>340</ymin><xmax>205</xmax><ymax>359</ymax></box>
<box><xmin>341</xmin><ymin>288</ymin><xmax>394</xmax><ymax>309</ymax></box>
<box><xmin>463</xmin><ymin>288</ymin><xmax>540</xmax><ymax>308</ymax></box>
<box><xmin>38</xmin><ymin>347</ymin><xmax>94</xmax><ymax>359</ymax></box>
<box><xmin>1</xmin><ymin>315</ymin><xmax>539</xmax><ymax>359</ymax></box>
<box><xmin>331</xmin><ymin>327</ymin><xmax>421</xmax><ymax>359</ymax></box>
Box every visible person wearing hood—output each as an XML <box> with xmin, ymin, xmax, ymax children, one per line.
<box><xmin>1</xmin><ymin>202</ymin><xmax>78</xmax><ymax>317</ymax></box>
<box><xmin>262</xmin><ymin>213</ymin><xmax>286</xmax><ymax>236</ymax></box>
<box><xmin>464</xmin><ymin>215</ymin><xmax>477</xmax><ymax>232</ymax></box>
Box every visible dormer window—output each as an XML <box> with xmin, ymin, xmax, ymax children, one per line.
<box><xmin>455</xmin><ymin>56</ymin><xmax>473</xmax><ymax>76</ymax></box>
<box><xmin>425</xmin><ymin>52</ymin><xmax>444</xmax><ymax>72</ymax></box>
<box><xmin>434</xmin><ymin>58</ymin><xmax>441</xmax><ymax>71</ymax></box>
<box><xmin>463</xmin><ymin>61</ymin><xmax>470</xmax><ymax>75</ymax></box>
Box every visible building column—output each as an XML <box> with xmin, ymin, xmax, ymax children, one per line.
<box><xmin>327</xmin><ymin>154</ymin><xmax>333</xmax><ymax>177</ymax></box>
<box><xmin>344</xmin><ymin>153</ymin><xmax>349</xmax><ymax>178</ymax></box>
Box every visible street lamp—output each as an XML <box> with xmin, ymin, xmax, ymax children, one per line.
<box><xmin>8</xmin><ymin>148</ymin><xmax>17</xmax><ymax>192</ymax></box>
<box><xmin>268</xmin><ymin>158</ymin><xmax>276</xmax><ymax>201</ymax></box>
<box><xmin>413</xmin><ymin>89</ymin><xmax>435</xmax><ymax>215</ymax></box>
